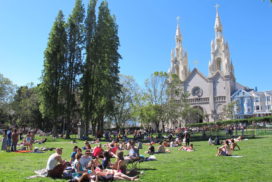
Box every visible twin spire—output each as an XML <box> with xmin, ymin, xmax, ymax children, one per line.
<box><xmin>169</xmin><ymin>5</ymin><xmax>235</xmax><ymax>81</ymax></box>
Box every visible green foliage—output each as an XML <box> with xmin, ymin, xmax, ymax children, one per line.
<box><xmin>186</xmin><ymin>115</ymin><xmax>272</xmax><ymax>127</ymax></box>
<box><xmin>12</xmin><ymin>85</ymin><xmax>44</xmax><ymax>129</ymax></box>
<box><xmin>40</xmin><ymin>11</ymin><xmax>68</xmax><ymax>136</ymax></box>
<box><xmin>110</xmin><ymin>75</ymin><xmax>140</xmax><ymax>128</ymax></box>
<box><xmin>0</xmin><ymin>73</ymin><xmax>17</xmax><ymax>125</ymax></box>
<box><xmin>63</xmin><ymin>0</ymin><xmax>85</xmax><ymax>138</ymax></box>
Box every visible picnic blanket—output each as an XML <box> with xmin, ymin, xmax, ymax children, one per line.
<box><xmin>26</xmin><ymin>169</ymin><xmax>48</xmax><ymax>179</ymax></box>
<box><xmin>16</xmin><ymin>150</ymin><xmax>32</xmax><ymax>153</ymax></box>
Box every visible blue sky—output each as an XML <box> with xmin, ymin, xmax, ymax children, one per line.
<box><xmin>0</xmin><ymin>0</ymin><xmax>271</xmax><ymax>91</ymax></box>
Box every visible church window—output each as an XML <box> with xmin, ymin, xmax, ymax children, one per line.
<box><xmin>256</xmin><ymin>106</ymin><xmax>260</xmax><ymax>110</ymax></box>
<box><xmin>216</xmin><ymin>58</ymin><xmax>222</xmax><ymax>71</ymax></box>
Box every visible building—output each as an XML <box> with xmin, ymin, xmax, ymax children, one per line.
<box><xmin>232</xmin><ymin>89</ymin><xmax>272</xmax><ymax>119</ymax></box>
<box><xmin>169</xmin><ymin>7</ymin><xmax>242</xmax><ymax>123</ymax></box>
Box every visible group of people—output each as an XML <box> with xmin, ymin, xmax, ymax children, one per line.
<box><xmin>46</xmin><ymin>140</ymin><xmax>142</xmax><ymax>182</ymax></box>
<box><xmin>216</xmin><ymin>137</ymin><xmax>241</xmax><ymax>156</ymax></box>
<box><xmin>1</xmin><ymin>128</ymin><xmax>19</xmax><ymax>152</ymax></box>
<box><xmin>1</xmin><ymin>128</ymin><xmax>37</xmax><ymax>152</ymax></box>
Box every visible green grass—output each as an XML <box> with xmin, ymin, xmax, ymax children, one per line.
<box><xmin>1</xmin><ymin>136</ymin><xmax>272</xmax><ymax>182</ymax></box>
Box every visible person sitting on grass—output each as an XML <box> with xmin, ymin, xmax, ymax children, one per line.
<box><xmin>101</xmin><ymin>151</ymin><xmax>112</xmax><ymax>169</ymax></box>
<box><xmin>108</xmin><ymin>143</ymin><xmax>118</xmax><ymax>157</ymax></box>
<box><xmin>92</xmin><ymin>144</ymin><xmax>103</xmax><ymax>158</ymax></box>
<box><xmin>73</xmin><ymin>153</ymin><xmax>96</xmax><ymax>182</ymax></box>
<box><xmin>230</xmin><ymin>139</ymin><xmax>240</xmax><ymax>151</ymax></box>
<box><xmin>112</xmin><ymin>151</ymin><xmax>127</xmax><ymax>174</ymax></box>
<box><xmin>146</xmin><ymin>143</ymin><xmax>155</xmax><ymax>155</ymax></box>
<box><xmin>80</xmin><ymin>150</ymin><xmax>92</xmax><ymax>169</ymax></box>
<box><xmin>216</xmin><ymin>140</ymin><xmax>232</xmax><ymax>156</ymax></box>
<box><xmin>24</xmin><ymin>132</ymin><xmax>33</xmax><ymax>150</ymax></box>
<box><xmin>127</xmin><ymin>143</ymin><xmax>140</xmax><ymax>160</ymax></box>
<box><xmin>70</xmin><ymin>146</ymin><xmax>78</xmax><ymax>164</ymax></box>
<box><xmin>46</xmin><ymin>148</ymin><xmax>66</xmax><ymax>178</ymax></box>
<box><xmin>157</xmin><ymin>141</ymin><xmax>170</xmax><ymax>153</ymax></box>
<box><xmin>178</xmin><ymin>144</ymin><xmax>194</xmax><ymax>152</ymax></box>
<box><xmin>83</xmin><ymin>141</ymin><xmax>91</xmax><ymax>150</ymax></box>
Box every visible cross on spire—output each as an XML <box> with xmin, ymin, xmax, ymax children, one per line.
<box><xmin>215</xmin><ymin>4</ymin><xmax>220</xmax><ymax>12</ymax></box>
<box><xmin>176</xmin><ymin>16</ymin><xmax>180</xmax><ymax>24</ymax></box>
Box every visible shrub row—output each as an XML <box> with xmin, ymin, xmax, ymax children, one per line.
<box><xmin>186</xmin><ymin>116</ymin><xmax>272</xmax><ymax>127</ymax></box>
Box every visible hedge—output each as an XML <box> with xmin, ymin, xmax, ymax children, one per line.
<box><xmin>186</xmin><ymin>116</ymin><xmax>272</xmax><ymax>127</ymax></box>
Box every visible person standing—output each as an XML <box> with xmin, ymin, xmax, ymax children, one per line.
<box><xmin>1</xmin><ymin>130</ymin><xmax>8</xmax><ymax>151</ymax></box>
<box><xmin>11</xmin><ymin>129</ymin><xmax>19</xmax><ymax>152</ymax></box>
<box><xmin>46</xmin><ymin>148</ymin><xmax>66</xmax><ymax>178</ymax></box>
<box><xmin>6</xmin><ymin>128</ymin><xmax>12</xmax><ymax>152</ymax></box>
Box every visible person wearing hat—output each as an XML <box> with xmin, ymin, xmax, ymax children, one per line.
<box><xmin>46</xmin><ymin>148</ymin><xmax>66</xmax><ymax>178</ymax></box>
<box><xmin>80</xmin><ymin>149</ymin><xmax>92</xmax><ymax>169</ymax></box>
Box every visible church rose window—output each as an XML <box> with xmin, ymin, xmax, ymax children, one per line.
<box><xmin>192</xmin><ymin>87</ymin><xmax>203</xmax><ymax>97</ymax></box>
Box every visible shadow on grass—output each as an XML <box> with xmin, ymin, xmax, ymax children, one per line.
<box><xmin>137</xmin><ymin>168</ymin><xmax>157</xmax><ymax>171</ymax></box>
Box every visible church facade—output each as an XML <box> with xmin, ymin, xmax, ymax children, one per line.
<box><xmin>169</xmin><ymin>8</ymin><xmax>243</xmax><ymax>123</ymax></box>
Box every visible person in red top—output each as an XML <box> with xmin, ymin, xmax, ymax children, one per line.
<box><xmin>108</xmin><ymin>143</ymin><xmax>118</xmax><ymax>157</ymax></box>
<box><xmin>92</xmin><ymin>144</ymin><xmax>103</xmax><ymax>158</ymax></box>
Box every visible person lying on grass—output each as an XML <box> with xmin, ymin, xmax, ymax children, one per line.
<box><xmin>46</xmin><ymin>148</ymin><xmax>67</xmax><ymax>178</ymax></box>
<box><xmin>178</xmin><ymin>144</ymin><xmax>194</xmax><ymax>152</ymax></box>
<box><xmin>87</xmin><ymin>159</ymin><xmax>139</xmax><ymax>181</ymax></box>
<box><xmin>216</xmin><ymin>140</ymin><xmax>232</xmax><ymax>156</ymax></box>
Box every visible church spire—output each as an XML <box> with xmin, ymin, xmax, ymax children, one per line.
<box><xmin>175</xmin><ymin>16</ymin><xmax>182</xmax><ymax>45</ymax></box>
<box><xmin>169</xmin><ymin>16</ymin><xmax>189</xmax><ymax>82</ymax></box>
<box><xmin>214</xmin><ymin>4</ymin><xmax>223</xmax><ymax>38</ymax></box>
<box><xmin>209</xmin><ymin>4</ymin><xmax>235</xmax><ymax>80</ymax></box>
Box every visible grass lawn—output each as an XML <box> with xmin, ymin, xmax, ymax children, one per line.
<box><xmin>0</xmin><ymin>136</ymin><xmax>272</xmax><ymax>182</ymax></box>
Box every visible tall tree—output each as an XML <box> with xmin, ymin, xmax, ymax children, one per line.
<box><xmin>40</xmin><ymin>11</ymin><xmax>67</xmax><ymax>137</ymax></box>
<box><xmin>64</xmin><ymin>0</ymin><xmax>85</xmax><ymax>138</ymax></box>
<box><xmin>81</xmin><ymin>0</ymin><xmax>97</xmax><ymax>137</ymax></box>
<box><xmin>93</xmin><ymin>1</ymin><xmax>121</xmax><ymax>136</ymax></box>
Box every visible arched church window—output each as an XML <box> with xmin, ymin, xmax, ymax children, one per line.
<box><xmin>216</xmin><ymin>57</ymin><xmax>222</xmax><ymax>71</ymax></box>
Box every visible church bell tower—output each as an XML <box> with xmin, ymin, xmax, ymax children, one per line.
<box><xmin>169</xmin><ymin>17</ymin><xmax>189</xmax><ymax>82</ymax></box>
<box><xmin>208</xmin><ymin>5</ymin><xmax>235</xmax><ymax>80</ymax></box>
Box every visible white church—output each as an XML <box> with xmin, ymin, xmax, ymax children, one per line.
<box><xmin>168</xmin><ymin>7</ymin><xmax>272</xmax><ymax>123</ymax></box>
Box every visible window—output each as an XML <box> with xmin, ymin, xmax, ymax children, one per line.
<box><xmin>268</xmin><ymin>105</ymin><xmax>271</xmax><ymax>110</ymax></box>
<box><xmin>256</xmin><ymin>106</ymin><xmax>260</xmax><ymax>110</ymax></box>
<box><xmin>255</xmin><ymin>97</ymin><xmax>260</xmax><ymax>102</ymax></box>
<box><xmin>267</xmin><ymin>96</ymin><xmax>271</xmax><ymax>102</ymax></box>
<box><xmin>216</xmin><ymin>58</ymin><xmax>222</xmax><ymax>71</ymax></box>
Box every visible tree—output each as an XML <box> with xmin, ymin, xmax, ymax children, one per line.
<box><xmin>12</xmin><ymin>85</ymin><xmax>44</xmax><ymax>129</ymax></box>
<box><xmin>0</xmin><ymin>73</ymin><xmax>16</xmax><ymax>125</ymax></box>
<box><xmin>89</xmin><ymin>1</ymin><xmax>121</xmax><ymax>136</ymax></box>
<box><xmin>40</xmin><ymin>11</ymin><xmax>67</xmax><ymax>137</ymax></box>
<box><xmin>135</xmin><ymin>72</ymin><xmax>168</xmax><ymax>132</ymax></box>
<box><xmin>111</xmin><ymin>75</ymin><xmax>140</xmax><ymax>129</ymax></box>
<box><xmin>81</xmin><ymin>0</ymin><xmax>97</xmax><ymax>136</ymax></box>
<box><xmin>63</xmin><ymin>0</ymin><xmax>85</xmax><ymax>138</ymax></box>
